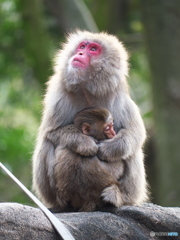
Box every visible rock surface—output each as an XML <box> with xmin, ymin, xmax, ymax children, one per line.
<box><xmin>0</xmin><ymin>202</ymin><xmax>180</xmax><ymax>240</ymax></box>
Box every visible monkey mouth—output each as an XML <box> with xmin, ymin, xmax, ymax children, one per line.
<box><xmin>72</xmin><ymin>58</ymin><xmax>86</xmax><ymax>68</ymax></box>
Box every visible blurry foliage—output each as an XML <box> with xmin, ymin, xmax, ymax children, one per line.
<box><xmin>0</xmin><ymin>0</ymin><xmax>151</xmax><ymax>205</ymax></box>
<box><xmin>129</xmin><ymin>49</ymin><xmax>152</xmax><ymax>126</ymax></box>
<box><xmin>0</xmin><ymin>77</ymin><xmax>41</xmax><ymax>204</ymax></box>
<box><xmin>0</xmin><ymin>0</ymin><xmax>22</xmax><ymax>79</ymax></box>
<box><xmin>0</xmin><ymin>0</ymin><xmax>41</xmax><ymax>204</ymax></box>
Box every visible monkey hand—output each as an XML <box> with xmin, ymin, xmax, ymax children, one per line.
<box><xmin>97</xmin><ymin>138</ymin><xmax>124</xmax><ymax>162</ymax></box>
<box><xmin>72</xmin><ymin>134</ymin><xmax>98</xmax><ymax>157</ymax></box>
<box><xmin>98</xmin><ymin>128</ymin><xmax>140</xmax><ymax>162</ymax></box>
<box><xmin>49</xmin><ymin>125</ymin><xmax>98</xmax><ymax>156</ymax></box>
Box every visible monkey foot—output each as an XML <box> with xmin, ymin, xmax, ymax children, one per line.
<box><xmin>101</xmin><ymin>185</ymin><xmax>123</xmax><ymax>207</ymax></box>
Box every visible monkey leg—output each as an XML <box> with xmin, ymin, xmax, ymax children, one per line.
<box><xmin>119</xmin><ymin>153</ymin><xmax>149</xmax><ymax>205</ymax></box>
<box><xmin>56</xmin><ymin>191</ymin><xmax>70</xmax><ymax>211</ymax></box>
<box><xmin>88</xmin><ymin>159</ymin><xmax>124</xmax><ymax>207</ymax></box>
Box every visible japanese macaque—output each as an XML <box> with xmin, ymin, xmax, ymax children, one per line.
<box><xmin>55</xmin><ymin>107</ymin><xmax>120</xmax><ymax>211</ymax></box>
<box><xmin>32</xmin><ymin>30</ymin><xmax>149</xmax><ymax>210</ymax></box>
<box><xmin>74</xmin><ymin>106</ymin><xmax>116</xmax><ymax>141</ymax></box>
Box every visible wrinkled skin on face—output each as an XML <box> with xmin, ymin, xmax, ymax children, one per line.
<box><xmin>71</xmin><ymin>41</ymin><xmax>102</xmax><ymax>69</ymax></box>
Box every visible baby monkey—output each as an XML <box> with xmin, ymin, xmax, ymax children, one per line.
<box><xmin>74</xmin><ymin>106</ymin><xmax>116</xmax><ymax>141</ymax></box>
<box><xmin>54</xmin><ymin>107</ymin><xmax>121</xmax><ymax>212</ymax></box>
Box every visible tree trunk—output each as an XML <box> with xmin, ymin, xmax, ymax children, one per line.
<box><xmin>142</xmin><ymin>0</ymin><xmax>180</xmax><ymax>206</ymax></box>
<box><xmin>108</xmin><ymin>0</ymin><xmax>130</xmax><ymax>33</ymax></box>
<box><xmin>43</xmin><ymin>0</ymin><xmax>98</xmax><ymax>33</ymax></box>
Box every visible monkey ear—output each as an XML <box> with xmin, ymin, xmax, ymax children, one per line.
<box><xmin>82</xmin><ymin>123</ymin><xmax>91</xmax><ymax>135</ymax></box>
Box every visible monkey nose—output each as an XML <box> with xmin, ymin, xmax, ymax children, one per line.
<box><xmin>78</xmin><ymin>51</ymin><xmax>84</xmax><ymax>55</ymax></box>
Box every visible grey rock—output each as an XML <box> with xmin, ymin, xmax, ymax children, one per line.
<box><xmin>0</xmin><ymin>202</ymin><xmax>179</xmax><ymax>240</ymax></box>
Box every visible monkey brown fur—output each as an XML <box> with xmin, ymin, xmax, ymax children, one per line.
<box><xmin>74</xmin><ymin>106</ymin><xmax>116</xmax><ymax>141</ymax></box>
<box><xmin>32</xmin><ymin>30</ymin><xmax>149</xmax><ymax>209</ymax></box>
<box><xmin>54</xmin><ymin>107</ymin><xmax>120</xmax><ymax>212</ymax></box>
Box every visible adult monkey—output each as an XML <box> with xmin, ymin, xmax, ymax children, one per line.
<box><xmin>32</xmin><ymin>30</ymin><xmax>148</xmax><ymax>208</ymax></box>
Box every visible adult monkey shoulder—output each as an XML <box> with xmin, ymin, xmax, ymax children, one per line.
<box><xmin>32</xmin><ymin>30</ymin><xmax>148</xmax><ymax>207</ymax></box>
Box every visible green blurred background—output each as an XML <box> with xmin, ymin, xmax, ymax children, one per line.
<box><xmin>0</xmin><ymin>0</ymin><xmax>180</xmax><ymax>207</ymax></box>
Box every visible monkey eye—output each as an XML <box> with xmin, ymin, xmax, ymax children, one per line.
<box><xmin>80</xmin><ymin>45</ymin><xmax>85</xmax><ymax>49</ymax></box>
<box><xmin>104</xmin><ymin>122</ymin><xmax>113</xmax><ymax>132</ymax></box>
<box><xmin>77</xmin><ymin>42</ymin><xmax>101</xmax><ymax>55</ymax></box>
<box><xmin>90</xmin><ymin>46</ymin><xmax>97</xmax><ymax>51</ymax></box>
<box><xmin>104</xmin><ymin>126</ymin><xmax>110</xmax><ymax>131</ymax></box>
<box><xmin>88</xmin><ymin>43</ymin><xmax>101</xmax><ymax>55</ymax></box>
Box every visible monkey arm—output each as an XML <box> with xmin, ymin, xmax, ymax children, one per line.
<box><xmin>47</xmin><ymin>124</ymin><xmax>98</xmax><ymax>157</ymax></box>
<box><xmin>32</xmin><ymin>124</ymin><xmax>98</xmax><ymax>206</ymax></box>
<box><xmin>32</xmin><ymin>135</ymin><xmax>57</xmax><ymax>206</ymax></box>
<box><xmin>98</xmin><ymin>99</ymin><xmax>146</xmax><ymax>162</ymax></box>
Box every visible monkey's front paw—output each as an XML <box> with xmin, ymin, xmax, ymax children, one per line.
<box><xmin>97</xmin><ymin>141</ymin><xmax>116</xmax><ymax>162</ymax></box>
<box><xmin>76</xmin><ymin>136</ymin><xmax>98</xmax><ymax>157</ymax></box>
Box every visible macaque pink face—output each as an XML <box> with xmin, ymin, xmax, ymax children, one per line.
<box><xmin>103</xmin><ymin>122</ymin><xmax>116</xmax><ymax>139</ymax></box>
<box><xmin>71</xmin><ymin>41</ymin><xmax>102</xmax><ymax>69</ymax></box>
